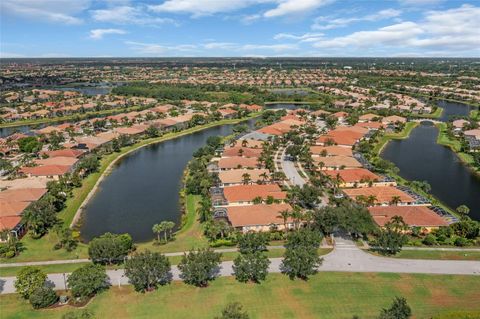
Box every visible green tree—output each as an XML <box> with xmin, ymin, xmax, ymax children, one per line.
<box><xmin>456</xmin><ymin>205</ymin><xmax>470</xmax><ymax>216</ymax></box>
<box><xmin>14</xmin><ymin>267</ymin><xmax>47</xmax><ymax>299</ymax></box>
<box><xmin>281</xmin><ymin>229</ymin><xmax>323</xmax><ymax>280</ymax></box>
<box><xmin>22</xmin><ymin>199</ymin><xmax>58</xmax><ymax>238</ymax></box>
<box><xmin>67</xmin><ymin>264</ymin><xmax>109</xmax><ymax>299</ymax></box>
<box><xmin>233</xmin><ymin>252</ymin><xmax>270</xmax><ymax>283</ymax></box>
<box><xmin>78</xmin><ymin>154</ymin><xmax>100</xmax><ymax>175</ymax></box>
<box><xmin>88</xmin><ymin>233</ymin><xmax>133</xmax><ymax>264</ymax></box>
<box><xmin>374</xmin><ymin>217</ymin><xmax>408</xmax><ymax>255</ymax></box>
<box><xmin>215</xmin><ymin>302</ymin><xmax>250</xmax><ymax>319</ymax></box>
<box><xmin>29</xmin><ymin>286</ymin><xmax>58</xmax><ymax>309</ymax></box>
<box><xmin>152</xmin><ymin>223</ymin><xmax>165</xmax><ymax>242</ymax></box>
<box><xmin>378</xmin><ymin>297</ymin><xmax>412</xmax><ymax>319</ymax></box>
<box><xmin>125</xmin><ymin>250</ymin><xmax>171</xmax><ymax>292</ymax></box>
<box><xmin>237</xmin><ymin>232</ymin><xmax>269</xmax><ymax>254</ymax></box>
<box><xmin>146</xmin><ymin>125</ymin><xmax>160</xmax><ymax>138</ymax></box>
<box><xmin>178</xmin><ymin>248</ymin><xmax>222</xmax><ymax>287</ymax></box>
<box><xmin>17</xmin><ymin>136</ymin><xmax>42</xmax><ymax>153</ymax></box>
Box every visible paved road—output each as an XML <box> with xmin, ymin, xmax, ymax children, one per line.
<box><xmin>280</xmin><ymin>146</ymin><xmax>306</xmax><ymax>187</ymax></box>
<box><xmin>1</xmin><ymin>235</ymin><xmax>478</xmax><ymax>294</ymax></box>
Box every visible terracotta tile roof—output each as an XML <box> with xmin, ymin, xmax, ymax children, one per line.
<box><xmin>368</xmin><ymin>206</ymin><xmax>448</xmax><ymax>227</ymax></box>
<box><xmin>0</xmin><ymin>216</ymin><xmax>22</xmax><ymax>230</ymax></box>
<box><xmin>343</xmin><ymin>186</ymin><xmax>414</xmax><ymax>204</ymax></box>
<box><xmin>382</xmin><ymin>115</ymin><xmax>407</xmax><ymax>124</ymax></box>
<box><xmin>223</xmin><ymin>184</ymin><xmax>286</xmax><ymax>203</ymax></box>
<box><xmin>0</xmin><ymin>200</ymin><xmax>30</xmax><ymax>217</ymax></box>
<box><xmin>35</xmin><ymin>156</ymin><xmax>78</xmax><ymax>166</ymax></box>
<box><xmin>323</xmin><ymin>169</ymin><xmax>381</xmax><ymax>183</ymax></box>
<box><xmin>227</xmin><ymin>203</ymin><xmax>293</xmax><ymax>227</ymax></box>
<box><xmin>230</xmin><ymin>139</ymin><xmax>264</xmax><ymax>148</ymax></box>
<box><xmin>359</xmin><ymin>113</ymin><xmax>380</xmax><ymax>121</ymax></box>
<box><xmin>310</xmin><ymin>146</ymin><xmax>353</xmax><ymax>157</ymax></box>
<box><xmin>316</xmin><ymin>129</ymin><xmax>365</xmax><ymax>146</ymax></box>
<box><xmin>354</xmin><ymin>122</ymin><xmax>384</xmax><ymax>130</ymax></box>
<box><xmin>218</xmin><ymin>156</ymin><xmax>260</xmax><ymax>169</ymax></box>
<box><xmin>218</xmin><ymin>169</ymin><xmax>270</xmax><ymax>185</ymax></box>
<box><xmin>223</xmin><ymin>146</ymin><xmax>263</xmax><ymax>158</ymax></box>
<box><xmin>0</xmin><ymin>177</ymin><xmax>49</xmax><ymax>190</ymax></box>
<box><xmin>0</xmin><ymin>188</ymin><xmax>47</xmax><ymax>202</ymax></box>
<box><xmin>20</xmin><ymin>165</ymin><xmax>71</xmax><ymax>177</ymax></box>
<box><xmin>314</xmin><ymin>155</ymin><xmax>362</xmax><ymax>169</ymax></box>
<box><xmin>41</xmin><ymin>149</ymin><xmax>84</xmax><ymax>158</ymax></box>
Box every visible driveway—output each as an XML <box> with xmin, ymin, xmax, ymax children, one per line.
<box><xmin>280</xmin><ymin>146</ymin><xmax>306</xmax><ymax>187</ymax></box>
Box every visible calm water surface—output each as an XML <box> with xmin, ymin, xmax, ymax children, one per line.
<box><xmin>382</xmin><ymin>121</ymin><xmax>480</xmax><ymax>220</ymax></box>
<box><xmin>81</xmin><ymin>119</ymin><xmax>257</xmax><ymax>242</ymax></box>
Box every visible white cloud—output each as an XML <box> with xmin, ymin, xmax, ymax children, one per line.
<box><xmin>274</xmin><ymin>32</ymin><xmax>324</xmax><ymax>42</ymax></box>
<box><xmin>149</xmin><ymin>0</ymin><xmax>267</xmax><ymax>17</ymax></box>
<box><xmin>90</xmin><ymin>5</ymin><xmax>176</xmax><ymax>26</ymax></box>
<box><xmin>1</xmin><ymin>0</ymin><xmax>90</xmax><ymax>24</ymax></box>
<box><xmin>203</xmin><ymin>42</ymin><xmax>237</xmax><ymax>50</ymax></box>
<box><xmin>90</xmin><ymin>29</ymin><xmax>127</xmax><ymax>40</ymax></box>
<box><xmin>264</xmin><ymin>0</ymin><xmax>334</xmax><ymax>18</ymax></box>
<box><xmin>311</xmin><ymin>4</ymin><xmax>480</xmax><ymax>55</ymax></box>
<box><xmin>313</xmin><ymin>8</ymin><xmax>402</xmax><ymax>30</ymax></box>
<box><xmin>149</xmin><ymin>0</ymin><xmax>334</xmax><ymax>18</ymax></box>
<box><xmin>398</xmin><ymin>0</ymin><xmax>444</xmax><ymax>6</ymax></box>
<box><xmin>240</xmin><ymin>43</ymin><xmax>298</xmax><ymax>51</ymax></box>
<box><xmin>126</xmin><ymin>41</ymin><xmax>199</xmax><ymax>55</ymax></box>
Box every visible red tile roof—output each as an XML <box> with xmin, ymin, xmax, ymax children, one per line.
<box><xmin>218</xmin><ymin>156</ymin><xmax>260</xmax><ymax>169</ymax></box>
<box><xmin>323</xmin><ymin>168</ymin><xmax>381</xmax><ymax>183</ymax></box>
<box><xmin>227</xmin><ymin>203</ymin><xmax>293</xmax><ymax>227</ymax></box>
<box><xmin>223</xmin><ymin>184</ymin><xmax>286</xmax><ymax>203</ymax></box>
<box><xmin>368</xmin><ymin>206</ymin><xmax>448</xmax><ymax>227</ymax></box>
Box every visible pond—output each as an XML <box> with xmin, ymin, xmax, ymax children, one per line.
<box><xmin>80</xmin><ymin>119</ymin><xmax>258</xmax><ymax>242</ymax></box>
<box><xmin>382</xmin><ymin>109</ymin><xmax>480</xmax><ymax>220</ymax></box>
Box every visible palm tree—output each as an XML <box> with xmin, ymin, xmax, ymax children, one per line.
<box><xmin>366</xmin><ymin>195</ymin><xmax>377</xmax><ymax>206</ymax></box>
<box><xmin>165</xmin><ymin>221</ymin><xmax>176</xmax><ymax>240</ymax></box>
<box><xmin>390</xmin><ymin>196</ymin><xmax>401</xmax><ymax>206</ymax></box>
<box><xmin>241</xmin><ymin>139</ymin><xmax>248</xmax><ymax>147</ymax></box>
<box><xmin>260</xmin><ymin>172</ymin><xmax>269</xmax><ymax>183</ymax></box>
<box><xmin>277</xmin><ymin>209</ymin><xmax>291</xmax><ymax>233</ymax></box>
<box><xmin>290</xmin><ymin>208</ymin><xmax>303</xmax><ymax>230</ymax></box>
<box><xmin>242</xmin><ymin>173</ymin><xmax>251</xmax><ymax>185</ymax></box>
<box><xmin>152</xmin><ymin>223</ymin><xmax>164</xmax><ymax>242</ymax></box>
<box><xmin>197</xmin><ymin>199</ymin><xmax>212</xmax><ymax>222</ymax></box>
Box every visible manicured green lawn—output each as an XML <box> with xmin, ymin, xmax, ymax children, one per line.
<box><xmin>2</xmin><ymin>272</ymin><xmax>479</xmax><ymax>319</ymax></box>
<box><xmin>136</xmin><ymin>195</ymin><xmax>209</xmax><ymax>254</ymax></box>
<box><xmin>393</xmin><ymin>250</ymin><xmax>480</xmax><ymax>261</ymax></box>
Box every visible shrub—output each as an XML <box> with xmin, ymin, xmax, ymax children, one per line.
<box><xmin>29</xmin><ymin>286</ymin><xmax>58</xmax><ymax>309</ymax></box>
<box><xmin>422</xmin><ymin>234</ymin><xmax>436</xmax><ymax>246</ymax></box>
<box><xmin>454</xmin><ymin>237</ymin><xmax>469</xmax><ymax>247</ymax></box>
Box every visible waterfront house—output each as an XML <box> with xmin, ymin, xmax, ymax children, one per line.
<box><xmin>221</xmin><ymin>184</ymin><xmax>286</xmax><ymax>206</ymax></box>
<box><xmin>226</xmin><ymin>203</ymin><xmax>294</xmax><ymax>232</ymax></box>
<box><xmin>343</xmin><ymin>186</ymin><xmax>415</xmax><ymax>206</ymax></box>
<box><xmin>368</xmin><ymin>206</ymin><xmax>448</xmax><ymax>231</ymax></box>
<box><xmin>218</xmin><ymin>169</ymin><xmax>271</xmax><ymax>187</ymax></box>
<box><xmin>322</xmin><ymin>168</ymin><xmax>395</xmax><ymax>188</ymax></box>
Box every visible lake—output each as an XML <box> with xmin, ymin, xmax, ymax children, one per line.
<box><xmin>80</xmin><ymin>119</ymin><xmax>257</xmax><ymax>242</ymax></box>
<box><xmin>382</xmin><ymin>100</ymin><xmax>480</xmax><ymax>220</ymax></box>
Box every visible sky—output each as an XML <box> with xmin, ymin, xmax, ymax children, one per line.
<box><xmin>0</xmin><ymin>0</ymin><xmax>479</xmax><ymax>58</ymax></box>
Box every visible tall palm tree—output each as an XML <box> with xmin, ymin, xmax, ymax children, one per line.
<box><xmin>390</xmin><ymin>196</ymin><xmax>401</xmax><ymax>206</ymax></box>
<box><xmin>277</xmin><ymin>209</ymin><xmax>291</xmax><ymax>233</ymax></box>
<box><xmin>242</xmin><ymin>173</ymin><xmax>251</xmax><ymax>185</ymax></box>
<box><xmin>152</xmin><ymin>223</ymin><xmax>164</xmax><ymax>242</ymax></box>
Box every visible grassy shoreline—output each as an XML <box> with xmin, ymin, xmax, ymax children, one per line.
<box><xmin>435</xmin><ymin>122</ymin><xmax>479</xmax><ymax>176</ymax></box>
<box><xmin>373</xmin><ymin>122</ymin><xmax>419</xmax><ymax>154</ymax></box>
